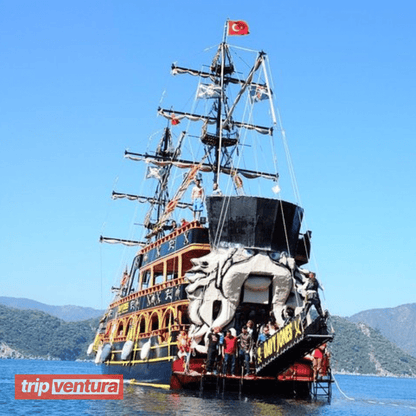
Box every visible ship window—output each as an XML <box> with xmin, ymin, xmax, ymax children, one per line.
<box><xmin>154</xmin><ymin>273</ymin><xmax>164</xmax><ymax>285</ymax></box>
<box><xmin>117</xmin><ymin>321</ymin><xmax>124</xmax><ymax>337</ymax></box>
<box><xmin>150</xmin><ymin>313</ymin><xmax>159</xmax><ymax>331</ymax></box>
<box><xmin>166</xmin><ymin>257</ymin><xmax>179</xmax><ymax>280</ymax></box>
<box><xmin>141</xmin><ymin>270</ymin><xmax>151</xmax><ymax>289</ymax></box>
<box><xmin>137</xmin><ymin>317</ymin><xmax>146</xmax><ymax>335</ymax></box>
<box><xmin>163</xmin><ymin>310</ymin><xmax>175</xmax><ymax>329</ymax></box>
<box><xmin>167</xmin><ymin>272</ymin><xmax>178</xmax><ymax>281</ymax></box>
<box><xmin>129</xmin><ymin>255</ymin><xmax>142</xmax><ymax>293</ymax></box>
<box><xmin>126</xmin><ymin>319</ymin><xmax>134</xmax><ymax>337</ymax></box>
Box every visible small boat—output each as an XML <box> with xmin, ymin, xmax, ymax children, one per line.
<box><xmin>90</xmin><ymin>20</ymin><xmax>334</xmax><ymax>400</ymax></box>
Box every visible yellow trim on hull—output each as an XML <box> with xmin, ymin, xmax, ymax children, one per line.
<box><xmin>129</xmin><ymin>379</ymin><xmax>171</xmax><ymax>390</ymax></box>
<box><xmin>106</xmin><ymin>355</ymin><xmax>175</xmax><ymax>365</ymax></box>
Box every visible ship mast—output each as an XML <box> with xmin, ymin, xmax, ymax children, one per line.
<box><xmin>155</xmin><ymin>127</ymin><xmax>172</xmax><ymax>221</ymax></box>
<box><xmin>142</xmin><ymin>126</ymin><xmax>186</xmax><ymax>234</ymax></box>
<box><xmin>213</xmin><ymin>42</ymin><xmax>225</xmax><ymax>184</ymax></box>
<box><xmin>214</xmin><ymin>22</ymin><xmax>232</xmax><ymax>184</ymax></box>
<box><xmin>112</xmin><ymin>28</ymin><xmax>279</xmax><ymax>242</ymax></box>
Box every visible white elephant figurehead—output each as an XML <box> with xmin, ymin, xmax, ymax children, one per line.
<box><xmin>185</xmin><ymin>247</ymin><xmax>296</xmax><ymax>342</ymax></box>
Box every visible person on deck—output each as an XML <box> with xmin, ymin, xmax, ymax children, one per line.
<box><xmin>206</xmin><ymin>327</ymin><xmax>221</xmax><ymax>375</ymax></box>
<box><xmin>191</xmin><ymin>178</ymin><xmax>204</xmax><ymax>221</ymax></box>
<box><xmin>282</xmin><ymin>306</ymin><xmax>295</xmax><ymax>325</ymax></box>
<box><xmin>257</xmin><ymin>326</ymin><xmax>271</xmax><ymax>344</ymax></box>
<box><xmin>300</xmin><ymin>272</ymin><xmax>326</xmax><ymax>321</ymax></box>
<box><xmin>212</xmin><ymin>182</ymin><xmax>222</xmax><ymax>196</ymax></box>
<box><xmin>170</xmin><ymin>220</ymin><xmax>177</xmax><ymax>232</ymax></box>
<box><xmin>313</xmin><ymin>343</ymin><xmax>327</xmax><ymax>381</ymax></box>
<box><xmin>237</xmin><ymin>326</ymin><xmax>252</xmax><ymax>376</ymax></box>
<box><xmin>177</xmin><ymin>330</ymin><xmax>191</xmax><ymax>372</ymax></box>
<box><xmin>268</xmin><ymin>321</ymin><xmax>278</xmax><ymax>335</ymax></box>
<box><xmin>222</xmin><ymin>330</ymin><xmax>237</xmax><ymax>376</ymax></box>
<box><xmin>246</xmin><ymin>319</ymin><xmax>257</xmax><ymax>343</ymax></box>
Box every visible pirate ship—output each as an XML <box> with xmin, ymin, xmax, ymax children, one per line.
<box><xmin>89</xmin><ymin>21</ymin><xmax>334</xmax><ymax>400</ymax></box>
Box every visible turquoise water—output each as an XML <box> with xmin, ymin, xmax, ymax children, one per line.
<box><xmin>2</xmin><ymin>359</ymin><xmax>416</xmax><ymax>415</ymax></box>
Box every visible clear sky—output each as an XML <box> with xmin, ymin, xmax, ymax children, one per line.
<box><xmin>1</xmin><ymin>1</ymin><xmax>415</xmax><ymax>317</ymax></box>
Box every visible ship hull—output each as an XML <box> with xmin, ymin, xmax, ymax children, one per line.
<box><xmin>102</xmin><ymin>359</ymin><xmax>173</xmax><ymax>388</ymax></box>
<box><xmin>101</xmin><ymin>357</ymin><xmax>317</xmax><ymax>399</ymax></box>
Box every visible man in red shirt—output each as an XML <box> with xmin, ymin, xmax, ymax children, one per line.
<box><xmin>222</xmin><ymin>330</ymin><xmax>237</xmax><ymax>376</ymax></box>
<box><xmin>313</xmin><ymin>343</ymin><xmax>327</xmax><ymax>381</ymax></box>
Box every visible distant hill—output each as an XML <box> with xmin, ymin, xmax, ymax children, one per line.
<box><xmin>1</xmin><ymin>301</ymin><xmax>416</xmax><ymax>377</ymax></box>
<box><xmin>0</xmin><ymin>304</ymin><xmax>99</xmax><ymax>360</ymax></box>
<box><xmin>348</xmin><ymin>303</ymin><xmax>416</xmax><ymax>358</ymax></box>
<box><xmin>0</xmin><ymin>296</ymin><xmax>104</xmax><ymax>322</ymax></box>
<box><xmin>330</xmin><ymin>315</ymin><xmax>416</xmax><ymax>377</ymax></box>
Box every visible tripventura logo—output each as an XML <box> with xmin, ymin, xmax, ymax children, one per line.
<box><xmin>15</xmin><ymin>374</ymin><xmax>123</xmax><ymax>400</ymax></box>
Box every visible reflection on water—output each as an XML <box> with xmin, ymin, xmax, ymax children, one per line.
<box><xmin>5</xmin><ymin>361</ymin><xmax>416</xmax><ymax>416</ymax></box>
<box><xmin>94</xmin><ymin>384</ymin><xmax>328</xmax><ymax>416</ymax></box>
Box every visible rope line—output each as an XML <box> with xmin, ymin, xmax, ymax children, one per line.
<box><xmin>333</xmin><ymin>375</ymin><xmax>416</xmax><ymax>411</ymax></box>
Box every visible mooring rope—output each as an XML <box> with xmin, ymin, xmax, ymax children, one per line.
<box><xmin>332</xmin><ymin>375</ymin><xmax>355</xmax><ymax>401</ymax></box>
<box><xmin>333</xmin><ymin>375</ymin><xmax>416</xmax><ymax>411</ymax></box>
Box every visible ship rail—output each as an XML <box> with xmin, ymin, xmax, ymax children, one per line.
<box><xmin>255</xmin><ymin>316</ymin><xmax>333</xmax><ymax>376</ymax></box>
<box><xmin>109</xmin><ymin>276</ymin><xmax>187</xmax><ymax>309</ymax></box>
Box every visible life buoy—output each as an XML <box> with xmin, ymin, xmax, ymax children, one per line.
<box><xmin>121</xmin><ymin>340</ymin><xmax>134</xmax><ymax>360</ymax></box>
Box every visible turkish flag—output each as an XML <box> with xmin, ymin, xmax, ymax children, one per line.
<box><xmin>228</xmin><ymin>20</ymin><xmax>249</xmax><ymax>36</ymax></box>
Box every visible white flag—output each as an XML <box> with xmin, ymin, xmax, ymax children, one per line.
<box><xmin>249</xmin><ymin>85</ymin><xmax>271</xmax><ymax>103</ymax></box>
<box><xmin>197</xmin><ymin>83</ymin><xmax>221</xmax><ymax>99</ymax></box>
<box><xmin>146</xmin><ymin>166</ymin><xmax>163</xmax><ymax>181</ymax></box>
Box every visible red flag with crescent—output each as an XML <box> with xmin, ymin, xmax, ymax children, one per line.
<box><xmin>227</xmin><ymin>20</ymin><xmax>249</xmax><ymax>36</ymax></box>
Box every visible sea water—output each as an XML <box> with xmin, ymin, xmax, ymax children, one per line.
<box><xmin>2</xmin><ymin>359</ymin><xmax>416</xmax><ymax>415</ymax></box>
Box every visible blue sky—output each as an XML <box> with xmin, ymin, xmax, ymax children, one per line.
<box><xmin>1</xmin><ymin>1</ymin><xmax>415</xmax><ymax>317</ymax></box>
